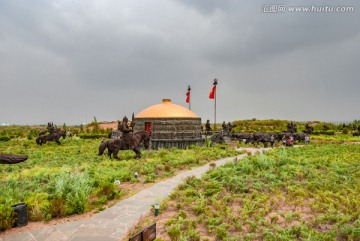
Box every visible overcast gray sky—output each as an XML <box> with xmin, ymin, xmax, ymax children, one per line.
<box><xmin>1</xmin><ymin>0</ymin><xmax>359</xmax><ymax>125</ymax></box>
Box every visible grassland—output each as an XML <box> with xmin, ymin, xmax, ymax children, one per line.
<box><xmin>0</xmin><ymin>137</ymin><xmax>238</xmax><ymax>231</ymax></box>
<box><xmin>131</xmin><ymin>144</ymin><xmax>360</xmax><ymax>241</ymax></box>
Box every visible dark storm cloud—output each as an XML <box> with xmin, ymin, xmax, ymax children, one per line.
<box><xmin>1</xmin><ymin>0</ymin><xmax>359</xmax><ymax>124</ymax></box>
<box><xmin>178</xmin><ymin>0</ymin><xmax>360</xmax><ymax>66</ymax></box>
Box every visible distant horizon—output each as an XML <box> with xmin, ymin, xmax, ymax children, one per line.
<box><xmin>1</xmin><ymin>118</ymin><xmax>357</xmax><ymax>127</ymax></box>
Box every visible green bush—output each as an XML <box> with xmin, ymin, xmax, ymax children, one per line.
<box><xmin>95</xmin><ymin>181</ymin><xmax>120</xmax><ymax>201</ymax></box>
<box><xmin>0</xmin><ymin>135</ymin><xmax>11</xmax><ymax>141</ymax></box>
<box><xmin>49</xmin><ymin>196</ymin><xmax>67</xmax><ymax>218</ymax></box>
<box><xmin>166</xmin><ymin>224</ymin><xmax>181</xmax><ymax>241</ymax></box>
<box><xmin>0</xmin><ymin>205</ymin><xmax>16</xmax><ymax>231</ymax></box>
<box><xmin>25</xmin><ymin>129</ymin><xmax>40</xmax><ymax>140</ymax></box>
<box><xmin>342</xmin><ymin>128</ymin><xmax>349</xmax><ymax>134</ymax></box>
<box><xmin>52</xmin><ymin>173</ymin><xmax>92</xmax><ymax>214</ymax></box>
<box><xmin>25</xmin><ymin>193</ymin><xmax>50</xmax><ymax>221</ymax></box>
<box><xmin>79</xmin><ymin>133</ymin><xmax>108</xmax><ymax>139</ymax></box>
<box><xmin>215</xmin><ymin>223</ymin><xmax>230</xmax><ymax>240</ymax></box>
<box><xmin>26</xmin><ymin>133</ymin><xmax>33</xmax><ymax>140</ymax></box>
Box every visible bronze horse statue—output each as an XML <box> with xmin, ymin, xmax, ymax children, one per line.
<box><xmin>36</xmin><ymin>129</ymin><xmax>66</xmax><ymax>145</ymax></box>
<box><xmin>98</xmin><ymin>131</ymin><xmax>151</xmax><ymax>160</ymax></box>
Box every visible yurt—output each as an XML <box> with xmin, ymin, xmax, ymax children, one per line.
<box><xmin>133</xmin><ymin>99</ymin><xmax>204</xmax><ymax>149</ymax></box>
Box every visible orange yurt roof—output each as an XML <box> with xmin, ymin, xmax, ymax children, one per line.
<box><xmin>135</xmin><ymin>99</ymin><xmax>199</xmax><ymax>118</ymax></box>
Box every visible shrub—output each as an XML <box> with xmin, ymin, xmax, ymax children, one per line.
<box><xmin>25</xmin><ymin>193</ymin><xmax>50</xmax><ymax>221</ymax></box>
<box><xmin>215</xmin><ymin>223</ymin><xmax>230</xmax><ymax>240</ymax></box>
<box><xmin>26</xmin><ymin>129</ymin><xmax>40</xmax><ymax>140</ymax></box>
<box><xmin>167</xmin><ymin>224</ymin><xmax>181</xmax><ymax>241</ymax></box>
<box><xmin>49</xmin><ymin>196</ymin><xmax>66</xmax><ymax>218</ymax></box>
<box><xmin>187</xmin><ymin>228</ymin><xmax>201</xmax><ymax>241</ymax></box>
<box><xmin>144</xmin><ymin>173</ymin><xmax>157</xmax><ymax>183</ymax></box>
<box><xmin>95</xmin><ymin>181</ymin><xmax>120</xmax><ymax>201</ymax></box>
<box><xmin>0</xmin><ymin>135</ymin><xmax>11</xmax><ymax>141</ymax></box>
<box><xmin>52</xmin><ymin>173</ymin><xmax>92</xmax><ymax>214</ymax></box>
<box><xmin>0</xmin><ymin>205</ymin><xmax>16</xmax><ymax>231</ymax></box>
<box><xmin>26</xmin><ymin>133</ymin><xmax>33</xmax><ymax>140</ymax></box>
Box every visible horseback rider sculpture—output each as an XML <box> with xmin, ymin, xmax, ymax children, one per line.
<box><xmin>120</xmin><ymin>116</ymin><xmax>135</xmax><ymax>149</ymax></box>
<box><xmin>47</xmin><ymin>122</ymin><xmax>55</xmax><ymax>136</ymax></box>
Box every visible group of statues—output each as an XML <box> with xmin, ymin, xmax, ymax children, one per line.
<box><xmin>226</xmin><ymin>121</ymin><xmax>315</xmax><ymax>147</ymax></box>
<box><xmin>1</xmin><ymin>122</ymin><xmax>61</xmax><ymax>163</ymax></box>
<box><xmin>3</xmin><ymin>118</ymin><xmax>359</xmax><ymax>164</ymax></box>
<box><xmin>36</xmin><ymin>122</ymin><xmax>66</xmax><ymax>145</ymax></box>
<box><xmin>232</xmin><ymin>130</ymin><xmax>309</xmax><ymax>148</ymax></box>
<box><xmin>202</xmin><ymin>120</ymin><xmax>235</xmax><ymax>144</ymax></box>
<box><xmin>35</xmin><ymin>117</ymin><xmax>139</xmax><ymax>149</ymax></box>
<box><xmin>222</xmin><ymin>121</ymin><xmax>234</xmax><ymax>136</ymax></box>
<box><xmin>285</xmin><ymin>122</ymin><xmax>314</xmax><ymax>135</ymax></box>
<box><xmin>203</xmin><ymin>120</ymin><xmax>233</xmax><ymax>136</ymax></box>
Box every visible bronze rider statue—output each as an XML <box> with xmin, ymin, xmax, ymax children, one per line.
<box><xmin>120</xmin><ymin>116</ymin><xmax>134</xmax><ymax>149</ymax></box>
<box><xmin>205</xmin><ymin>120</ymin><xmax>212</xmax><ymax>136</ymax></box>
<box><xmin>47</xmin><ymin>122</ymin><xmax>55</xmax><ymax>136</ymax></box>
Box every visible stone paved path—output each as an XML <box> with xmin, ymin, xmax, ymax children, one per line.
<box><xmin>1</xmin><ymin>153</ymin><xmax>250</xmax><ymax>241</ymax></box>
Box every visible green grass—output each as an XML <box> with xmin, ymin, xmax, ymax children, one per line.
<box><xmin>0</xmin><ymin>137</ymin><xmax>239</xmax><ymax>230</ymax></box>
<box><xmin>311</xmin><ymin>134</ymin><xmax>360</xmax><ymax>143</ymax></box>
<box><xmin>146</xmin><ymin>144</ymin><xmax>360</xmax><ymax>240</ymax></box>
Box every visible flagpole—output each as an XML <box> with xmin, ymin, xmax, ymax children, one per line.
<box><xmin>213</xmin><ymin>79</ymin><xmax>218</xmax><ymax>131</ymax></box>
<box><xmin>188</xmin><ymin>85</ymin><xmax>191</xmax><ymax>110</ymax></box>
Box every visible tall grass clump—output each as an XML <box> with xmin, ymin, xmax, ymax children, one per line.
<box><xmin>51</xmin><ymin>172</ymin><xmax>92</xmax><ymax>215</ymax></box>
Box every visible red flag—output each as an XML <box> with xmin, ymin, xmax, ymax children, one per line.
<box><xmin>209</xmin><ymin>85</ymin><xmax>216</xmax><ymax>99</ymax></box>
<box><xmin>186</xmin><ymin>90</ymin><xmax>190</xmax><ymax>103</ymax></box>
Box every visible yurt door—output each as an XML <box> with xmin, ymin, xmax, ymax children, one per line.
<box><xmin>145</xmin><ymin>122</ymin><xmax>152</xmax><ymax>133</ymax></box>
